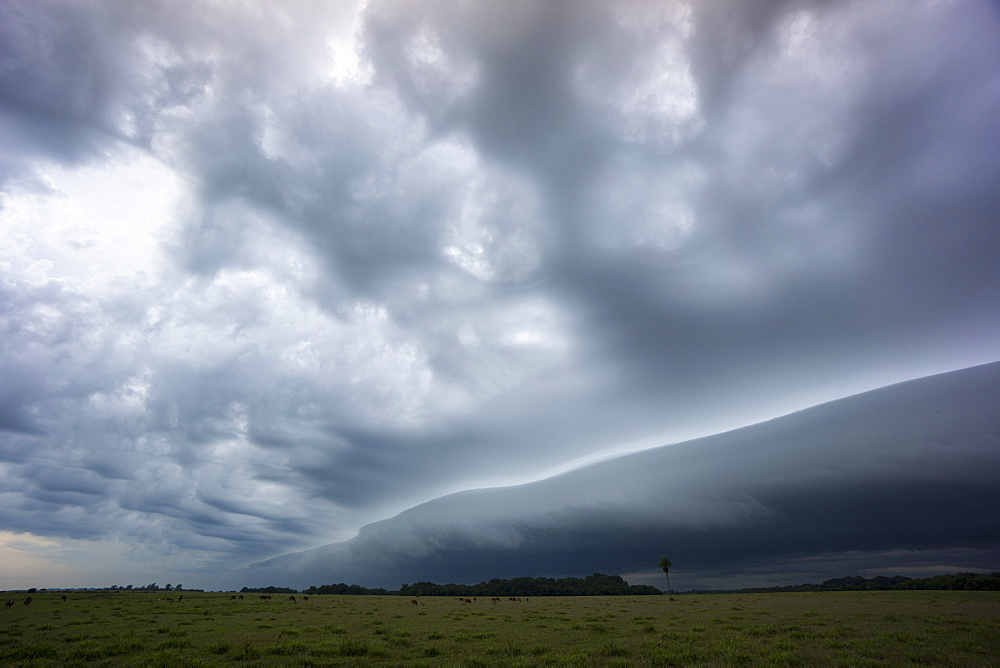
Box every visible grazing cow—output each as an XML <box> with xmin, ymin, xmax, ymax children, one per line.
<box><xmin>238</xmin><ymin>594</ymin><xmax>244</xmax><ymax>600</ymax></box>
<box><xmin>178</xmin><ymin>596</ymin><xmax>183</xmax><ymax>601</ymax></box>
<box><xmin>61</xmin><ymin>595</ymin><xmax>67</xmax><ymax>601</ymax></box>
<box><xmin>4</xmin><ymin>600</ymin><xmax>14</xmax><ymax>609</ymax></box>
<box><xmin>410</xmin><ymin>599</ymin><xmax>419</xmax><ymax>606</ymax></box>
<box><xmin>23</xmin><ymin>596</ymin><xmax>32</xmax><ymax>606</ymax></box>
<box><xmin>231</xmin><ymin>595</ymin><xmax>237</xmax><ymax>600</ymax></box>
<box><xmin>302</xmin><ymin>596</ymin><xmax>308</xmax><ymax>601</ymax></box>
<box><xmin>289</xmin><ymin>596</ymin><xmax>296</xmax><ymax>601</ymax></box>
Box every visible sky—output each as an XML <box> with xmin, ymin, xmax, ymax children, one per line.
<box><xmin>0</xmin><ymin>0</ymin><xmax>998</xmax><ymax>591</ymax></box>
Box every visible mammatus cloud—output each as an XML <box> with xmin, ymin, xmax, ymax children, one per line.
<box><xmin>0</xmin><ymin>0</ymin><xmax>997</xmax><ymax>589</ymax></box>
<box><xmin>240</xmin><ymin>363</ymin><xmax>1000</xmax><ymax>590</ymax></box>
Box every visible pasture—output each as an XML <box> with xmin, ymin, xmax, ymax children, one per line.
<box><xmin>1</xmin><ymin>590</ymin><xmax>997</xmax><ymax>665</ymax></box>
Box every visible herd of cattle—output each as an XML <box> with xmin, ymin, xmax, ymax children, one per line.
<box><xmin>5</xmin><ymin>596</ymin><xmax>38</xmax><ymax>607</ymax></box>
<box><xmin>409</xmin><ymin>597</ymin><xmax>529</xmax><ymax>605</ymax></box>
<box><xmin>4</xmin><ymin>593</ymin><xmax>532</xmax><ymax>607</ymax></box>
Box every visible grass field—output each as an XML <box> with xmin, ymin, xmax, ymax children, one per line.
<box><xmin>1</xmin><ymin>589</ymin><xmax>997</xmax><ymax>666</ymax></box>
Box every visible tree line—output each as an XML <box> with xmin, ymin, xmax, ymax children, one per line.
<box><xmin>688</xmin><ymin>572</ymin><xmax>1000</xmax><ymax>594</ymax></box>
<box><xmin>398</xmin><ymin>573</ymin><xmax>662</xmax><ymax>597</ymax></box>
<box><xmin>302</xmin><ymin>583</ymin><xmax>397</xmax><ymax>596</ymax></box>
<box><xmin>240</xmin><ymin>586</ymin><xmax>299</xmax><ymax>594</ymax></box>
<box><xmin>248</xmin><ymin>570</ymin><xmax>1000</xmax><ymax>596</ymax></box>
<box><xmin>893</xmin><ymin>572</ymin><xmax>1000</xmax><ymax>591</ymax></box>
<box><xmin>300</xmin><ymin>573</ymin><xmax>661</xmax><ymax>597</ymax></box>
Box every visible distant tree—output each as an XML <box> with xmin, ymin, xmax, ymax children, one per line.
<box><xmin>658</xmin><ymin>556</ymin><xmax>674</xmax><ymax>600</ymax></box>
<box><xmin>164</xmin><ymin>584</ymin><xmax>173</xmax><ymax>591</ymax></box>
<box><xmin>175</xmin><ymin>584</ymin><xmax>183</xmax><ymax>591</ymax></box>
<box><xmin>240</xmin><ymin>586</ymin><xmax>299</xmax><ymax>594</ymax></box>
<box><xmin>396</xmin><ymin>574</ymin><xmax>660</xmax><ymax>597</ymax></box>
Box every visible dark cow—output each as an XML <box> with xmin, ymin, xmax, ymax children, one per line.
<box><xmin>23</xmin><ymin>596</ymin><xmax>32</xmax><ymax>606</ymax></box>
<box><xmin>60</xmin><ymin>595</ymin><xmax>67</xmax><ymax>601</ymax></box>
<box><xmin>4</xmin><ymin>600</ymin><xmax>14</xmax><ymax>609</ymax></box>
<box><xmin>289</xmin><ymin>596</ymin><xmax>296</xmax><ymax>601</ymax></box>
<box><xmin>411</xmin><ymin>599</ymin><xmax>419</xmax><ymax>606</ymax></box>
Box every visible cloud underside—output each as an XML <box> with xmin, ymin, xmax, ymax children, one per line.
<box><xmin>0</xmin><ymin>0</ymin><xmax>998</xmax><ymax>587</ymax></box>
<box><xmin>241</xmin><ymin>363</ymin><xmax>1000</xmax><ymax>589</ymax></box>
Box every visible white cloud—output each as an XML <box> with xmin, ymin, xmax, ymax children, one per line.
<box><xmin>0</xmin><ymin>149</ymin><xmax>182</xmax><ymax>289</ymax></box>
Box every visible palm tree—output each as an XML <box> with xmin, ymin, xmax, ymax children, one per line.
<box><xmin>658</xmin><ymin>555</ymin><xmax>674</xmax><ymax>600</ymax></box>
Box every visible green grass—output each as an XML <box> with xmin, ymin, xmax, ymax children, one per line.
<box><xmin>0</xmin><ymin>590</ymin><xmax>997</xmax><ymax>665</ymax></box>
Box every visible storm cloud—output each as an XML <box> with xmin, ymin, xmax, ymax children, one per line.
<box><xmin>0</xmin><ymin>0</ymin><xmax>997</xmax><ymax>589</ymax></box>
<box><xmin>239</xmin><ymin>363</ymin><xmax>1000</xmax><ymax>590</ymax></box>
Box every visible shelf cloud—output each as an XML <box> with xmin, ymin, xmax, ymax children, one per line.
<box><xmin>238</xmin><ymin>363</ymin><xmax>1000</xmax><ymax>590</ymax></box>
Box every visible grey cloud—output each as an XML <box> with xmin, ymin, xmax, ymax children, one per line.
<box><xmin>0</xmin><ymin>0</ymin><xmax>172</xmax><ymax>183</ymax></box>
<box><xmin>242</xmin><ymin>362</ymin><xmax>1000</xmax><ymax>589</ymax></box>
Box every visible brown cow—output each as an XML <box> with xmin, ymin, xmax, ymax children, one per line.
<box><xmin>4</xmin><ymin>600</ymin><xmax>14</xmax><ymax>608</ymax></box>
<box><xmin>288</xmin><ymin>596</ymin><xmax>296</xmax><ymax>601</ymax></box>
<box><xmin>61</xmin><ymin>595</ymin><xmax>67</xmax><ymax>601</ymax></box>
<box><xmin>302</xmin><ymin>596</ymin><xmax>308</xmax><ymax>600</ymax></box>
<box><xmin>238</xmin><ymin>594</ymin><xmax>244</xmax><ymax>600</ymax></box>
<box><xmin>23</xmin><ymin>596</ymin><xmax>32</xmax><ymax>606</ymax></box>
<box><xmin>410</xmin><ymin>599</ymin><xmax>419</xmax><ymax>605</ymax></box>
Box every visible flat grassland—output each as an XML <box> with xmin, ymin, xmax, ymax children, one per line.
<box><xmin>1</xmin><ymin>590</ymin><xmax>997</xmax><ymax>665</ymax></box>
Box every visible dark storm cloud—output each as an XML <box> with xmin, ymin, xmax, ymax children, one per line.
<box><xmin>0</xmin><ymin>0</ymin><xmax>998</xmax><ymax>587</ymax></box>
<box><xmin>351</xmin><ymin>0</ymin><xmax>1000</xmax><ymax>434</ymax></box>
<box><xmin>0</xmin><ymin>0</ymin><xmax>198</xmax><ymax>185</ymax></box>
<box><xmin>241</xmin><ymin>363</ymin><xmax>1000</xmax><ymax>590</ymax></box>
